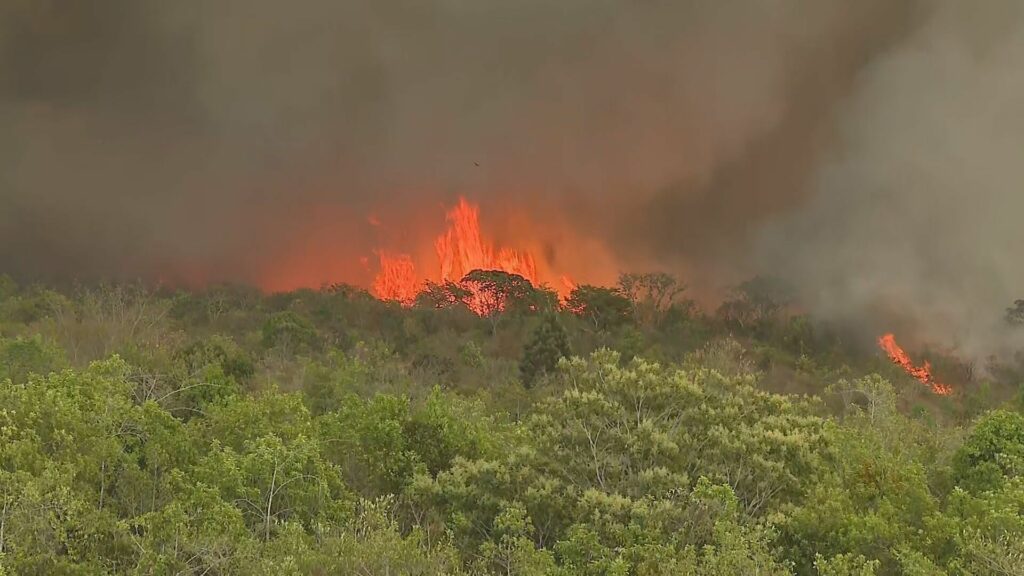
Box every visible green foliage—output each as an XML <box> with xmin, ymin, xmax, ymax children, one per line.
<box><xmin>618</xmin><ymin>272</ymin><xmax>686</xmax><ymax>327</ymax></box>
<box><xmin>0</xmin><ymin>275</ymin><xmax>16</xmax><ymax>301</ymax></box>
<box><xmin>292</xmin><ymin>496</ymin><xmax>466</xmax><ymax>574</ymax></box>
<box><xmin>538</xmin><ymin>351</ymin><xmax>827</xmax><ymax>514</ymax></box>
<box><xmin>815</xmin><ymin>553</ymin><xmax>881</xmax><ymax>576</ymax></box>
<box><xmin>0</xmin><ymin>334</ymin><xmax>67</xmax><ymax>384</ymax></box>
<box><xmin>165</xmin><ymin>335</ymin><xmax>252</xmax><ymax>410</ymax></box>
<box><xmin>0</xmin><ymin>285</ymin><xmax>67</xmax><ymax>325</ymax></box>
<box><xmin>953</xmin><ymin>409</ymin><xmax>1024</xmax><ymax>493</ymax></box>
<box><xmin>781</xmin><ymin>418</ymin><xmax>943</xmax><ymax>573</ymax></box>
<box><xmin>175</xmin><ymin>335</ymin><xmax>254</xmax><ymax>383</ymax></box>
<box><xmin>684</xmin><ymin>336</ymin><xmax>758</xmax><ymax>379</ymax></box>
<box><xmin>519</xmin><ymin>314</ymin><xmax>571</xmax><ymax>387</ymax></box>
<box><xmin>565</xmin><ymin>285</ymin><xmax>633</xmax><ymax>332</ymax></box>
<box><xmin>317</xmin><ymin>387</ymin><xmax>501</xmax><ymax>498</ymax></box>
<box><xmin>54</xmin><ymin>283</ymin><xmax>175</xmax><ymax>363</ymax></box>
<box><xmin>946</xmin><ymin>477</ymin><xmax>1024</xmax><ymax>574</ymax></box>
<box><xmin>1</xmin><ymin>279</ymin><xmax>1023</xmax><ymax>574</ymax></box>
<box><xmin>300</xmin><ymin>350</ymin><xmax>375</xmax><ymax>414</ymax></box>
<box><xmin>261</xmin><ymin>311</ymin><xmax>318</xmax><ymax>352</ymax></box>
<box><xmin>416</xmin><ymin>351</ymin><xmax>827</xmax><ymax>574</ymax></box>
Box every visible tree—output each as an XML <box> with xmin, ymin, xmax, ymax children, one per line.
<box><xmin>415</xmin><ymin>281</ymin><xmax>472</xmax><ymax>310</ymax></box>
<box><xmin>293</xmin><ymin>496</ymin><xmax>466</xmax><ymax>575</ymax></box>
<box><xmin>0</xmin><ymin>357</ymin><xmax>184</xmax><ymax>572</ymax></box>
<box><xmin>132</xmin><ymin>476</ymin><xmax>257</xmax><ymax>574</ymax></box>
<box><xmin>460</xmin><ymin>269</ymin><xmax>555</xmax><ymax>335</ymax></box>
<box><xmin>779</xmin><ymin>375</ymin><xmax>954</xmax><ymax>574</ymax></box>
<box><xmin>0</xmin><ymin>275</ymin><xmax>16</xmax><ymax>301</ymax></box>
<box><xmin>953</xmin><ymin>410</ymin><xmax>1024</xmax><ymax>493</ymax></box>
<box><xmin>261</xmin><ymin>311</ymin><xmax>319</xmax><ymax>353</ymax></box>
<box><xmin>716</xmin><ymin>275</ymin><xmax>795</xmax><ymax>333</ymax></box>
<box><xmin>947</xmin><ymin>477</ymin><xmax>1024</xmax><ymax>575</ymax></box>
<box><xmin>43</xmin><ymin>283</ymin><xmax>173</xmax><ymax>364</ymax></box>
<box><xmin>564</xmin><ymin>285</ymin><xmax>633</xmax><ymax>332</ymax></box>
<box><xmin>418</xmin><ymin>350</ymin><xmax>828</xmax><ymax>574</ymax></box>
<box><xmin>0</xmin><ymin>335</ymin><xmax>67</xmax><ymax>385</ymax></box>
<box><xmin>519</xmin><ymin>315</ymin><xmax>570</xmax><ymax>387</ymax></box>
<box><xmin>197</xmin><ymin>434</ymin><xmax>347</xmax><ymax>542</ymax></box>
<box><xmin>531</xmin><ymin>351</ymin><xmax>827</xmax><ymax>513</ymax></box>
<box><xmin>1006</xmin><ymin>300</ymin><xmax>1024</xmax><ymax>326</ymax></box>
<box><xmin>617</xmin><ymin>272</ymin><xmax>686</xmax><ymax>327</ymax></box>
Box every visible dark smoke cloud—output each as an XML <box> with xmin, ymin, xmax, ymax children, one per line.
<box><xmin>1</xmin><ymin>1</ymin><xmax>1019</xmax><ymax>356</ymax></box>
<box><xmin>758</xmin><ymin>0</ymin><xmax>1024</xmax><ymax>360</ymax></box>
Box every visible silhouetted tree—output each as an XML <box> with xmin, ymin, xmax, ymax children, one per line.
<box><xmin>519</xmin><ymin>315</ymin><xmax>570</xmax><ymax>387</ymax></box>
<box><xmin>461</xmin><ymin>270</ymin><xmax>556</xmax><ymax>335</ymax></box>
<box><xmin>564</xmin><ymin>285</ymin><xmax>633</xmax><ymax>332</ymax></box>
<box><xmin>717</xmin><ymin>275</ymin><xmax>795</xmax><ymax>333</ymax></box>
<box><xmin>1006</xmin><ymin>299</ymin><xmax>1024</xmax><ymax>326</ymax></box>
<box><xmin>415</xmin><ymin>281</ymin><xmax>472</xmax><ymax>310</ymax></box>
<box><xmin>618</xmin><ymin>272</ymin><xmax>686</xmax><ymax>327</ymax></box>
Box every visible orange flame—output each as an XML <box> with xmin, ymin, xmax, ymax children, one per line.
<box><xmin>373</xmin><ymin>252</ymin><xmax>419</xmax><ymax>305</ymax></box>
<box><xmin>877</xmin><ymin>333</ymin><xmax>953</xmax><ymax>395</ymax></box>
<box><xmin>372</xmin><ymin>197</ymin><xmax>571</xmax><ymax>309</ymax></box>
<box><xmin>435</xmin><ymin>198</ymin><xmax>539</xmax><ymax>285</ymax></box>
<box><xmin>560</xmin><ymin>275</ymin><xmax>578</xmax><ymax>295</ymax></box>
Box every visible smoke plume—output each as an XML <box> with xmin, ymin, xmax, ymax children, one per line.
<box><xmin>758</xmin><ymin>0</ymin><xmax>1024</xmax><ymax>360</ymax></box>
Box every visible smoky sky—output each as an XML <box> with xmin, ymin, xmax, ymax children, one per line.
<box><xmin>758</xmin><ymin>0</ymin><xmax>1024</xmax><ymax>358</ymax></box>
<box><xmin>2</xmin><ymin>1</ymin><xmax>1021</xmax><ymax>356</ymax></box>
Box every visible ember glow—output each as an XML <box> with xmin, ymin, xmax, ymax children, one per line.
<box><xmin>373</xmin><ymin>197</ymin><xmax>570</xmax><ymax>308</ymax></box>
<box><xmin>877</xmin><ymin>333</ymin><xmax>953</xmax><ymax>396</ymax></box>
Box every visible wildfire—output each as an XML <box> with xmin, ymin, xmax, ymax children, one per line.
<box><xmin>373</xmin><ymin>197</ymin><xmax>566</xmax><ymax>309</ymax></box>
<box><xmin>560</xmin><ymin>275</ymin><xmax>578</xmax><ymax>294</ymax></box>
<box><xmin>372</xmin><ymin>252</ymin><xmax>419</xmax><ymax>306</ymax></box>
<box><xmin>877</xmin><ymin>333</ymin><xmax>953</xmax><ymax>395</ymax></box>
<box><xmin>435</xmin><ymin>198</ymin><xmax>539</xmax><ymax>285</ymax></box>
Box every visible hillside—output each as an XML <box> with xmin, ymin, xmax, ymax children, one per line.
<box><xmin>1</xmin><ymin>275</ymin><xmax>1022</xmax><ymax>574</ymax></box>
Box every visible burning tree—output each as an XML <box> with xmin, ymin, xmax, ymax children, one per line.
<box><xmin>371</xmin><ymin>197</ymin><xmax>569</xmax><ymax>312</ymax></box>
<box><xmin>414</xmin><ymin>281</ymin><xmax>472</xmax><ymax>310</ymax></box>
<box><xmin>460</xmin><ymin>269</ymin><xmax>554</xmax><ymax>334</ymax></box>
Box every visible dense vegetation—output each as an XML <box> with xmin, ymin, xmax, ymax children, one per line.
<box><xmin>1</xmin><ymin>273</ymin><xmax>1022</xmax><ymax>575</ymax></box>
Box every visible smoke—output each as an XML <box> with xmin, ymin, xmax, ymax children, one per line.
<box><xmin>758</xmin><ymin>0</ymin><xmax>1024</xmax><ymax>359</ymax></box>
<box><xmin>1</xmin><ymin>1</ymin><xmax>1020</xmax><ymax>356</ymax></box>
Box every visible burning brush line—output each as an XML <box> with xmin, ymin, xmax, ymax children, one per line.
<box><xmin>878</xmin><ymin>333</ymin><xmax>953</xmax><ymax>396</ymax></box>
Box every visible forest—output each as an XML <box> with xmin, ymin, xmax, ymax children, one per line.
<box><xmin>1</xmin><ymin>272</ymin><xmax>1022</xmax><ymax>575</ymax></box>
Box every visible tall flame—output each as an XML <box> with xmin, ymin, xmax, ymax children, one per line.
<box><xmin>435</xmin><ymin>198</ymin><xmax>538</xmax><ymax>285</ymax></box>
<box><xmin>877</xmin><ymin>333</ymin><xmax>953</xmax><ymax>395</ymax></box>
<box><xmin>372</xmin><ymin>197</ymin><xmax>566</xmax><ymax>308</ymax></box>
<box><xmin>372</xmin><ymin>252</ymin><xmax>419</xmax><ymax>306</ymax></box>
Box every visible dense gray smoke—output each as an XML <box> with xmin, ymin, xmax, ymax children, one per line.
<box><xmin>758</xmin><ymin>0</ymin><xmax>1024</xmax><ymax>359</ymax></box>
<box><xmin>1</xmin><ymin>1</ymin><xmax>1020</xmax><ymax>355</ymax></box>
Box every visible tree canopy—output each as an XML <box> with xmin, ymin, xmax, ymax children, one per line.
<box><xmin>0</xmin><ymin>278</ymin><xmax>1021</xmax><ymax>574</ymax></box>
